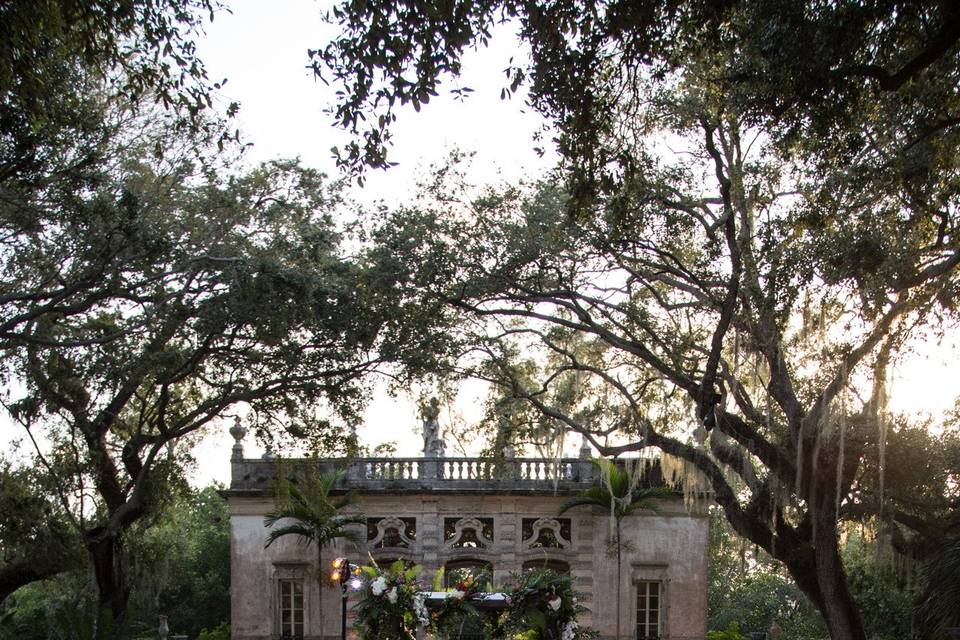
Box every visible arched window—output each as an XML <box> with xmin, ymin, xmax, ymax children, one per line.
<box><xmin>522</xmin><ymin>559</ymin><xmax>571</xmax><ymax>574</ymax></box>
<box><xmin>367</xmin><ymin>517</ymin><xmax>416</xmax><ymax>548</ymax></box>
<box><xmin>444</xmin><ymin>559</ymin><xmax>493</xmax><ymax>591</ymax></box>
<box><xmin>521</xmin><ymin>518</ymin><xmax>571</xmax><ymax>549</ymax></box>
<box><xmin>444</xmin><ymin>517</ymin><xmax>494</xmax><ymax>548</ymax></box>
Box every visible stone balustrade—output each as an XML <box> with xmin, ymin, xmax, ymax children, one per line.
<box><xmin>228</xmin><ymin>456</ymin><xmax>669</xmax><ymax>495</ymax></box>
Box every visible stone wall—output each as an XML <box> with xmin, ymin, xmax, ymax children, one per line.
<box><xmin>227</xmin><ymin>487</ymin><xmax>707</xmax><ymax>640</ymax></box>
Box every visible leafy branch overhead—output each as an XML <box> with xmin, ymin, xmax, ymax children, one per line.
<box><xmin>0</xmin><ymin>101</ymin><xmax>453</xmax><ymax>624</ymax></box>
<box><xmin>338</xmin><ymin>3</ymin><xmax>960</xmax><ymax>639</ymax></box>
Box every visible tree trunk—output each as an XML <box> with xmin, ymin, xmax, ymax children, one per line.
<box><xmin>616</xmin><ymin>519</ymin><xmax>623</xmax><ymax>640</ymax></box>
<box><xmin>775</xmin><ymin>513</ymin><xmax>866</xmax><ymax>640</ymax></box>
<box><xmin>87</xmin><ymin>530</ymin><xmax>129</xmax><ymax>634</ymax></box>
<box><xmin>318</xmin><ymin>544</ymin><xmax>324</xmax><ymax>638</ymax></box>
<box><xmin>813</xmin><ymin>511</ymin><xmax>867</xmax><ymax>640</ymax></box>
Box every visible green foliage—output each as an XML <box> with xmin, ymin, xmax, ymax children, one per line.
<box><xmin>0</xmin><ymin>585</ymin><xmax>50</xmax><ymax>640</ymax></box>
<box><xmin>0</xmin><ymin>458</ymin><xmax>84</xmax><ymax>602</ymax></box>
<box><xmin>0</xmin><ymin>485</ymin><xmax>230</xmax><ymax>639</ymax></box>
<box><xmin>353</xmin><ymin>560</ymin><xmax>426</xmax><ymax>640</ymax></box>
<box><xmin>841</xmin><ymin>533</ymin><xmax>917</xmax><ymax>640</ymax></box>
<box><xmin>1</xmin><ymin>105</ymin><xmax>451</xmax><ymax>618</ymax></box>
<box><xmin>914</xmin><ymin>536</ymin><xmax>960</xmax><ymax>638</ymax></box>
<box><xmin>708</xmin><ymin>510</ymin><xmax>826</xmax><ymax>640</ymax></box>
<box><xmin>706</xmin><ymin>622</ymin><xmax>747</xmax><ymax>640</ymax></box>
<box><xmin>499</xmin><ymin>569</ymin><xmax>591</xmax><ymax>640</ymax></box>
<box><xmin>707</xmin><ymin>509</ymin><xmax>938</xmax><ymax>640</ymax></box>
<box><xmin>710</xmin><ymin>571</ymin><xmax>826</xmax><ymax>640</ymax></box>
<box><xmin>425</xmin><ymin>593</ymin><xmax>483</xmax><ymax>640</ymax></box>
<box><xmin>264</xmin><ymin>469</ymin><xmax>364</xmax><ymax>550</ymax></box>
<box><xmin>0</xmin><ymin>0</ymin><xmax>233</xmax><ymax>149</ymax></box>
<box><xmin>125</xmin><ymin>486</ymin><xmax>231</xmax><ymax>637</ymax></box>
<box><xmin>559</xmin><ymin>458</ymin><xmax>671</xmax><ymax>527</ymax></box>
<box><xmin>48</xmin><ymin>602</ymin><xmax>114</xmax><ymax>640</ymax></box>
<box><xmin>196</xmin><ymin>622</ymin><xmax>231</xmax><ymax>640</ymax></box>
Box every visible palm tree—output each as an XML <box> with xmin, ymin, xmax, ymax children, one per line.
<box><xmin>559</xmin><ymin>458</ymin><xmax>672</xmax><ymax>640</ymax></box>
<box><xmin>264</xmin><ymin>469</ymin><xmax>365</xmax><ymax>632</ymax></box>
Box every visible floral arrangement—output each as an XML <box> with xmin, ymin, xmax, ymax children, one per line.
<box><xmin>352</xmin><ymin>561</ymin><xmax>593</xmax><ymax>640</ymax></box>
<box><xmin>497</xmin><ymin>569</ymin><xmax>596</xmax><ymax>640</ymax></box>
<box><xmin>429</xmin><ymin>573</ymin><xmax>485</xmax><ymax>638</ymax></box>
<box><xmin>445</xmin><ymin>565</ymin><xmax>491</xmax><ymax>600</ymax></box>
<box><xmin>352</xmin><ymin>559</ymin><xmax>426</xmax><ymax>640</ymax></box>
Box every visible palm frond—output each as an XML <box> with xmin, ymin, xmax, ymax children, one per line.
<box><xmin>263</xmin><ymin>468</ymin><xmax>365</xmax><ymax>551</ymax></box>
<box><xmin>558</xmin><ymin>494</ymin><xmax>610</xmax><ymax>514</ymax></box>
<box><xmin>563</xmin><ymin>460</ymin><xmax>674</xmax><ymax>518</ymax></box>
<box><xmin>265</xmin><ymin>523</ymin><xmax>317</xmax><ymax>548</ymax></box>
<box><xmin>623</xmin><ymin>487</ymin><xmax>673</xmax><ymax>515</ymax></box>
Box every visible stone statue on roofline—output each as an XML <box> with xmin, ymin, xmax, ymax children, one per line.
<box><xmin>421</xmin><ymin>397</ymin><xmax>446</xmax><ymax>457</ymax></box>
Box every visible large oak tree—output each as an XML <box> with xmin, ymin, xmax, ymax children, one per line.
<box><xmin>0</xmin><ymin>5</ymin><xmax>454</xmax><ymax>630</ymax></box>
<box><xmin>322</xmin><ymin>2</ymin><xmax>960</xmax><ymax>639</ymax></box>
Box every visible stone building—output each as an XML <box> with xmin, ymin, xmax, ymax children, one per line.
<box><xmin>223</xmin><ymin>417</ymin><xmax>708</xmax><ymax>640</ymax></box>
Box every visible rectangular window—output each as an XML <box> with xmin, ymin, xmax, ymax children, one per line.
<box><xmin>636</xmin><ymin>581</ymin><xmax>661</xmax><ymax>640</ymax></box>
<box><xmin>278</xmin><ymin>579</ymin><xmax>304</xmax><ymax>639</ymax></box>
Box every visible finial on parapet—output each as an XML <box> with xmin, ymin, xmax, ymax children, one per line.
<box><xmin>420</xmin><ymin>397</ymin><xmax>445</xmax><ymax>457</ymax></box>
<box><xmin>579</xmin><ymin>435</ymin><xmax>592</xmax><ymax>459</ymax></box>
<box><xmin>229</xmin><ymin>416</ymin><xmax>247</xmax><ymax>461</ymax></box>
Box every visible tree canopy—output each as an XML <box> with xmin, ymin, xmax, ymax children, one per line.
<box><xmin>1</xmin><ymin>119</ymin><xmax>452</xmax><ymax>623</ymax></box>
<box><xmin>0</xmin><ymin>1</ymin><xmax>460</xmax><ymax>628</ymax></box>
<box><xmin>323</xmin><ymin>2</ymin><xmax>960</xmax><ymax>639</ymax></box>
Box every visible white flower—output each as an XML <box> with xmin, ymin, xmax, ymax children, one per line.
<box><xmin>450</xmin><ymin>589</ymin><xmax>466</xmax><ymax>601</ymax></box>
<box><xmin>562</xmin><ymin>620</ymin><xmax>578</xmax><ymax>640</ymax></box>
<box><xmin>386</xmin><ymin>586</ymin><xmax>398</xmax><ymax>604</ymax></box>
<box><xmin>548</xmin><ymin>596</ymin><xmax>562</xmax><ymax>611</ymax></box>
<box><xmin>371</xmin><ymin>576</ymin><xmax>388</xmax><ymax>596</ymax></box>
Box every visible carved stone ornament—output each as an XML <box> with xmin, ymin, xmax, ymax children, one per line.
<box><xmin>368</xmin><ymin>516</ymin><xmax>416</xmax><ymax>548</ymax></box>
<box><xmin>522</xmin><ymin>517</ymin><xmax>571</xmax><ymax>549</ymax></box>
<box><xmin>229</xmin><ymin>416</ymin><xmax>246</xmax><ymax>460</ymax></box>
<box><xmin>421</xmin><ymin>397</ymin><xmax>446</xmax><ymax>458</ymax></box>
<box><xmin>445</xmin><ymin>517</ymin><xmax>494</xmax><ymax>549</ymax></box>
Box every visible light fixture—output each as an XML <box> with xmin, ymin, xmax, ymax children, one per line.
<box><xmin>348</xmin><ymin>576</ymin><xmax>363</xmax><ymax>591</ymax></box>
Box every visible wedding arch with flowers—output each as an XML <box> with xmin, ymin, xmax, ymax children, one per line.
<box><xmin>352</xmin><ymin>560</ymin><xmax>428</xmax><ymax>640</ymax></box>
<box><xmin>352</xmin><ymin>558</ymin><xmax>594</xmax><ymax>640</ymax></box>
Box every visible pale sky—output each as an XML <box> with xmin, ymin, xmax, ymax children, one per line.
<box><xmin>3</xmin><ymin>0</ymin><xmax>958</xmax><ymax>487</ymax></box>
<box><xmin>189</xmin><ymin>0</ymin><xmax>960</xmax><ymax>483</ymax></box>
<box><xmin>187</xmin><ymin>0</ymin><xmax>557</xmax><ymax>483</ymax></box>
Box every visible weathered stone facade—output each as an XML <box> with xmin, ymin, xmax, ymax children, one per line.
<box><xmin>224</xmin><ymin>454</ymin><xmax>708</xmax><ymax>640</ymax></box>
